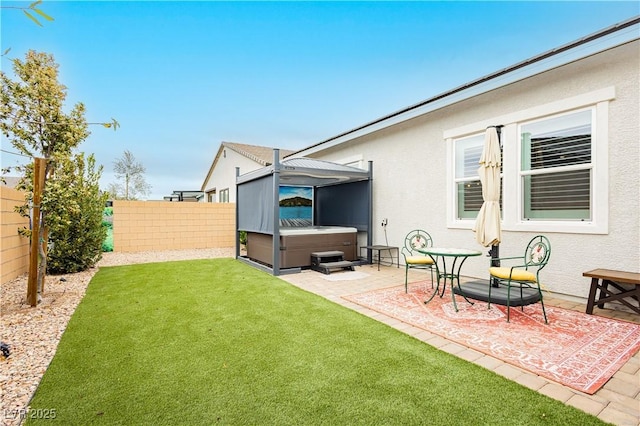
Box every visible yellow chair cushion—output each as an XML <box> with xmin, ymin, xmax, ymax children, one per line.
<box><xmin>489</xmin><ymin>267</ymin><xmax>536</xmax><ymax>282</ymax></box>
<box><xmin>406</xmin><ymin>256</ymin><xmax>435</xmax><ymax>265</ymax></box>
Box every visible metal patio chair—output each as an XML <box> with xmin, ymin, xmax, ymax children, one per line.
<box><xmin>401</xmin><ymin>229</ymin><xmax>436</xmax><ymax>293</ymax></box>
<box><xmin>488</xmin><ymin>235</ymin><xmax>551</xmax><ymax>323</ymax></box>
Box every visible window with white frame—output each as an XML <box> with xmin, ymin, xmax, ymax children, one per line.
<box><xmin>446</xmin><ymin>87</ymin><xmax>611</xmax><ymax>235</ymax></box>
<box><xmin>519</xmin><ymin>109</ymin><xmax>592</xmax><ymax>221</ymax></box>
<box><xmin>454</xmin><ymin>133</ymin><xmax>498</xmax><ymax>219</ymax></box>
<box><xmin>219</xmin><ymin>188</ymin><xmax>229</xmax><ymax>203</ymax></box>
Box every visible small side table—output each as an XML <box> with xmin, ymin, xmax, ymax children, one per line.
<box><xmin>360</xmin><ymin>245</ymin><xmax>399</xmax><ymax>271</ymax></box>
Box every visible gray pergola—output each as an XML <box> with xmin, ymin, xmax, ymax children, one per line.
<box><xmin>235</xmin><ymin>149</ymin><xmax>373</xmax><ymax>275</ymax></box>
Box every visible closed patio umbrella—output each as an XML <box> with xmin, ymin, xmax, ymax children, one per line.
<box><xmin>473</xmin><ymin>126</ymin><xmax>502</xmax><ymax>267</ymax></box>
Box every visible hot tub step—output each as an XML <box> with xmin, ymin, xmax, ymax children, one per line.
<box><xmin>314</xmin><ymin>261</ymin><xmax>356</xmax><ymax>275</ymax></box>
<box><xmin>310</xmin><ymin>251</ymin><xmax>355</xmax><ymax>274</ymax></box>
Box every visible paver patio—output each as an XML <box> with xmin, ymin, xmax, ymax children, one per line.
<box><xmin>279</xmin><ymin>264</ymin><xmax>640</xmax><ymax>426</ymax></box>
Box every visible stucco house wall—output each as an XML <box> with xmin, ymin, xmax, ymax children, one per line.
<box><xmin>202</xmin><ymin>148</ymin><xmax>263</xmax><ymax>203</ymax></box>
<box><xmin>298</xmin><ymin>40</ymin><xmax>639</xmax><ymax>301</ymax></box>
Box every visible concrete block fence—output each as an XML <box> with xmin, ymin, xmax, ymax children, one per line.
<box><xmin>0</xmin><ymin>194</ymin><xmax>237</xmax><ymax>284</ymax></box>
<box><xmin>112</xmin><ymin>200</ymin><xmax>236</xmax><ymax>253</ymax></box>
<box><xmin>0</xmin><ymin>186</ymin><xmax>30</xmax><ymax>284</ymax></box>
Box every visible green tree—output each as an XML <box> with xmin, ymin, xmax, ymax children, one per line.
<box><xmin>109</xmin><ymin>150</ymin><xmax>151</xmax><ymax>200</ymax></box>
<box><xmin>0</xmin><ymin>0</ymin><xmax>54</xmax><ymax>27</ymax></box>
<box><xmin>0</xmin><ymin>50</ymin><xmax>109</xmax><ymax>294</ymax></box>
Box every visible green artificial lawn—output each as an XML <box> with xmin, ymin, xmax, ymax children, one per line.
<box><xmin>27</xmin><ymin>259</ymin><xmax>607</xmax><ymax>425</ymax></box>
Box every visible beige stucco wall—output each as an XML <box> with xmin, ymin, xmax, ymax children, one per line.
<box><xmin>113</xmin><ymin>200</ymin><xmax>236</xmax><ymax>252</ymax></box>
<box><xmin>1</xmin><ymin>186</ymin><xmax>30</xmax><ymax>284</ymax></box>
<box><xmin>304</xmin><ymin>40</ymin><xmax>640</xmax><ymax>300</ymax></box>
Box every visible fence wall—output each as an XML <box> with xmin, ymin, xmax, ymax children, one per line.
<box><xmin>112</xmin><ymin>200</ymin><xmax>236</xmax><ymax>252</ymax></box>
<box><xmin>1</xmin><ymin>187</ymin><xmax>30</xmax><ymax>284</ymax></box>
<box><xmin>0</xmin><ymin>197</ymin><xmax>237</xmax><ymax>284</ymax></box>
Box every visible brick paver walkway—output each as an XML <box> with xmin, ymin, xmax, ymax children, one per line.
<box><xmin>279</xmin><ymin>264</ymin><xmax>640</xmax><ymax>426</ymax></box>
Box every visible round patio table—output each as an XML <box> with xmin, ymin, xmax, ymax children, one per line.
<box><xmin>416</xmin><ymin>247</ymin><xmax>482</xmax><ymax>312</ymax></box>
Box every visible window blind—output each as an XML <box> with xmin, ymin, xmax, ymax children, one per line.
<box><xmin>521</xmin><ymin>110</ymin><xmax>592</xmax><ymax>219</ymax></box>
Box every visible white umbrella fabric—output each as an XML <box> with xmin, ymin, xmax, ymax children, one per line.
<box><xmin>473</xmin><ymin>126</ymin><xmax>502</xmax><ymax>247</ymax></box>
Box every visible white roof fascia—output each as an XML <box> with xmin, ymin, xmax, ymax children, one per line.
<box><xmin>293</xmin><ymin>18</ymin><xmax>640</xmax><ymax>158</ymax></box>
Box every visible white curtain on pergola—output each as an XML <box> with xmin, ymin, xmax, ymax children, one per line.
<box><xmin>473</xmin><ymin>127</ymin><xmax>502</xmax><ymax>247</ymax></box>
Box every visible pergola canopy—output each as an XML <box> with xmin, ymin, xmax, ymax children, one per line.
<box><xmin>237</xmin><ymin>157</ymin><xmax>370</xmax><ymax>187</ymax></box>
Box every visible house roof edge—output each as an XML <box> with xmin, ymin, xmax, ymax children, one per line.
<box><xmin>290</xmin><ymin>16</ymin><xmax>640</xmax><ymax>158</ymax></box>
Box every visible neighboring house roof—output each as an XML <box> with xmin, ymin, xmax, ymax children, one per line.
<box><xmin>225</xmin><ymin>142</ymin><xmax>296</xmax><ymax>166</ymax></box>
<box><xmin>201</xmin><ymin>142</ymin><xmax>296</xmax><ymax>191</ymax></box>
<box><xmin>292</xmin><ymin>16</ymin><xmax>640</xmax><ymax>157</ymax></box>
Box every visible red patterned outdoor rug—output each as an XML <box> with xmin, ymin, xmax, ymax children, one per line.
<box><xmin>343</xmin><ymin>282</ymin><xmax>640</xmax><ymax>394</ymax></box>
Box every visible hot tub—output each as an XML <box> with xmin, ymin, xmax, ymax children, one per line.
<box><xmin>247</xmin><ymin>226</ymin><xmax>358</xmax><ymax>269</ymax></box>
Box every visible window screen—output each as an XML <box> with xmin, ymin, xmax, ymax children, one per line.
<box><xmin>520</xmin><ymin>109</ymin><xmax>592</xmax><ymax>220</ymax></box>
<box><xmin>454</xmin><ymin>133</ymin><xmax>502</xmax><ymax>219</ymax></box>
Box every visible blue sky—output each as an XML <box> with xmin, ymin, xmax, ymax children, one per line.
<box><xmin>1</xmin><ymin>1</ymin><xmax>638</xmax><ymax>200</ymax></box>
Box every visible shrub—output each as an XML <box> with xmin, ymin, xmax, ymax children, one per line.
<box><xmin>46</xmin><ymin>154</ymin><xmax>108</xmax><ymax>274</ymax></box>
<box><xmin>102</xmin><ymin>226</ymin><xmax>113</xmax><ymax>252</ymax></box>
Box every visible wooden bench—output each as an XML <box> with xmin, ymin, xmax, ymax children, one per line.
<box><xmin>583</xmin><ymin>269</ymin><xmax>640</xmax><ymax>315</ymax></box>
